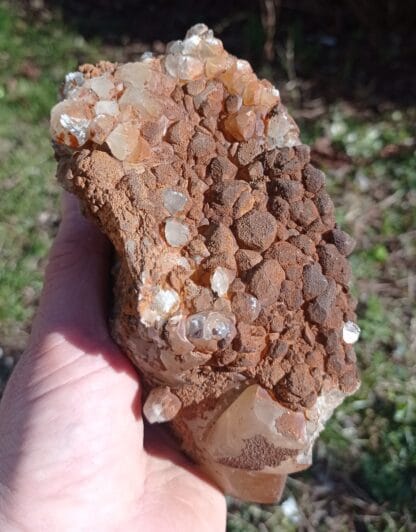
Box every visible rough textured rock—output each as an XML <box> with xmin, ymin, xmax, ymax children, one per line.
<box><xmin>50</xmin><ymin>24</ymin><xmax>360</xmax><ymax>504</ymax></box>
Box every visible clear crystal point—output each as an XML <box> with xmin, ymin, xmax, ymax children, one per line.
<box><xmin>143</xmin><ymin>387</ymin><xmax>182</xmax><ymax>423</ymax></box>
<box><xmin>89</xmin><ymin>75</ymin><xmax>115</xmax><ymax>99</ymax></box>
<box><xmin>186</xmin><ymin>23</ymin><xmax>210</xmax><ymax>38</ymax></box>
<box><xmin>205</xmin><ymin>385</ymin><xmax>308</xmax><ymax>465</ymax></box>
<box><xmin>186</xmin><ymin>311</ymin><xmax>236</xmax><ymax>351</ymax></box>
<box><xmin>63</xmin><ymin>71</ymin><xmax>84</xmax><ymax>97</ymax></box>
<box><xmin>342</xmin><ymin>321</ymin><xmax>361</xmax><ymax>344</ymax></box>
<box><xmin>59</xmin><ymin>114</ymin><xmax>90</xmax><ymax>145</ymax></box>
<box><xmin>211</xmin><ymin>267</ymin><xmax>234</xmax><ymax>297</ymax></box>
<box><xmin>164</xmin><ymin>218</ymin><xmax>191</xmax><ymax>247</ymax></box>
<box><xmin>94</xmin><ymin>100</ymin><xmax>119</xmax><ymax>116</ymax></box>
<box><xmin>162</xmin><ymin>189</ymin><xmax>187</xmax><ymax>215</ymax></box>
<box><xmin>153</xmin><ymin>288</ymin><xmax>180</xmax><ymax>316</ymax></box>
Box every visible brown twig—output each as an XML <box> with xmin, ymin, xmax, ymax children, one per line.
<box><xmin>260</xmin><ymin>0</ymin><xmax>280</xmax><ymax>62</ymax></box>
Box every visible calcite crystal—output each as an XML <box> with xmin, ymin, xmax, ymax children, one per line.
<box><xmin>51</xmin><ymin>24</ymin><xmax>360</xmax><ymax>503</ymax></box>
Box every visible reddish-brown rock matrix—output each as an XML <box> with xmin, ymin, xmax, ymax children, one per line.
<box><xmin>51</xmin><ymin>24</ymin><xmax>361</xmax><ymax>503</ymax></box>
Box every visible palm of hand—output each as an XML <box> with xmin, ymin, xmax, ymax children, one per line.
<box><xmin>0</xmin><ymin>195</ymin><xmax>225</xmax><ymax>532</ymax></box>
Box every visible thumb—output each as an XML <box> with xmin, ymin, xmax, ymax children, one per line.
<box><xmin>0</xmin><ymin>195</ymin><xmax>145</xmax><ymax>528</ymax></box>
<box><xmin>19</xmin><ymin>190</ymin><xmax>138</xmax><ymax>392</ymax></box>
<box><xmin>30</xmin><ymin>191</ymin><xmax>112</xmax><ymax>348</ymax></box>
<box><xmin>0</xmin><ymin>191</ymin><xmax>141</xmax><ymax>432</ymax></box>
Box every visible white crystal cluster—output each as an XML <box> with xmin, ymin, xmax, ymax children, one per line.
<box><xmin>50</xmin><ymin>24</ymin><xmax>300</xmax><ymax>157</ymax></box>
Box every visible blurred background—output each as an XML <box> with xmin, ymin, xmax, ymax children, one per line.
<box><xmin>0</xmin><ymin>0</ymin><xmax>415</xmax><ymax>529</ymax></box>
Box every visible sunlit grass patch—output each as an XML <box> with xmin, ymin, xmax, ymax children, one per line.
<box><xmin>0</xmin><ymin>1</ymin><xmax>100</xmax><ymax>328</ymax></box>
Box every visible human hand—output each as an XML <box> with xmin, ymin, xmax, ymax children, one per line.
<box><xmin>0</xmin><ymin>193</ymin><xmax>226</xmax><ymax>531</ymax></box>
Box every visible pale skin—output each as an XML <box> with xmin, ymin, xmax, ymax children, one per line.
<box><xmin>0</xmin><ymin>194</ymin><xmax>227</xmax><ymax>531</ymax></box>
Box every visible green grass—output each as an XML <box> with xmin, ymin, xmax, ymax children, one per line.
<box><xmin>0</xmin><ymin>1</ymin><xmax>100</xmax><ymax>327</ymax></box>
<box><xmin>295</xmin><ymin>105</ymin><xmax>416</xmax><ymax>529</ymax></box>
<box><xmin>0</xmin><ymin>2</ymin><xmax>415</xmax><ymax>530</ymax></box>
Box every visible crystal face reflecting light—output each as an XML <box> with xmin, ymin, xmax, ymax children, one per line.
<box><xmin>153</xmin><ymin>288</ymin><xmax>180</xmax><ymax>316</ymax></box>
<box><xmin>143</xmin><ymin>387</ymin><xmax>182</xmax><ymax>423</ymax></box>
<box><xmin>63</xmin><ymin>71</ymin><xmax>84</xmax><ymax>96</ymax></box>
<box><xmin>186</xmin><ymin>311</ymin><xmax>236</xmax><ymax>348</ymax></box>
<box><xmin>342</xmin><ymin>321</ymin><xmax>361</xmax><ymax>344</ymax></box>
<box><xmin>211</xmin><ymin>267</ymin><xmax>233</xmax><ymax>297</ymax></box>
<box><xmin>89</xmin><ymin>75</ymin><xmax>115</xmax><ymax>99</ymax></box>
<box><xmin>247</xmin><ymin>295</ymin><xmax>261</xmax><ymax>321</ymax></box>
<box><xmin>59</xmin><ymin>114</ymin><xmax>90</xmax><ymax>145</ymax></box>
<box><xmin>164</xmin><ymin>218</ymin><xmax>191</xmax><ymax>247</ymax></box>
<box><xmin>163</xmin><ymin>189</ymin><xmax>187</xmax><ymax>215</ymax></box>
<box><xmin>204</xmin><ymin>385</ymin><xmax>309</xmax><ymax>471</ymax></box>
<box><xmin>50</xmin><ymin>23</ymin><xmax>288</xmax><ymax>154</ymax></box>
<box><xmin>95</xmin><ymin>100</ymin><xmax>119</xmax><ymax>116</ymax></box>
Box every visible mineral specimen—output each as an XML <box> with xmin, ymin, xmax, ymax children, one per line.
<box><xmin>51</xmin><ymin>24</ymin><xmax>360</xmax><ymax>503</ymax></box>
